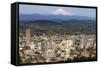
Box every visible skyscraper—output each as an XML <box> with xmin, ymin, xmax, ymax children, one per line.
<box><xmin>26</xmin><ymin>29</ymin><xmax>31</xmax><ymax>46</ymax></box>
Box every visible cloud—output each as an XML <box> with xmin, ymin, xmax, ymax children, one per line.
<box><xmin>51</xmin><ymin>8</ymin><xmax>72</xmax><ymax>15</ymax></box>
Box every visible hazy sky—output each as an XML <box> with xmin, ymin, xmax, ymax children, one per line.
<box><xmin>19</xmin><ymin>4</ymin><xmax>96</xmax><ymax>18</ymax></box>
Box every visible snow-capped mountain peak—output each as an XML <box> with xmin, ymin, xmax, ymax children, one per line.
<box><xmin>51</xmin><ymin>8</ymin><xmax>72</xmax><ymax>15</ymax></box>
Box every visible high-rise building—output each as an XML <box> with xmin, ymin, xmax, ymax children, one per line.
<box><xmin>26</xmin><ymin>29</ymin><xmax>31</xmax><ymax>46</ymax></box>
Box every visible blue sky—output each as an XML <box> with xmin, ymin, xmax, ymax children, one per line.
<box><xmin>19</xmin><ymin>4</ymin><xmax>96</xmax><ymax>18</ymax></box>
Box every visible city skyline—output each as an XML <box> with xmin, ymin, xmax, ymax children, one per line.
<box><xmin>19</xmin><ymin>4</ymin><xmax>97</xmax><ymax>64</ymax></box>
